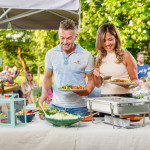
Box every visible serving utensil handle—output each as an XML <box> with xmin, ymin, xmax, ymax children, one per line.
<box><xmin>84</xmin><ymin>111</ymin><xmax>99</xmax><ymax>119</ymax></box>
<box><xmin>39</xmin><ymin>102</ymin><xmax>49</xmax><ymax>117</ymax></box>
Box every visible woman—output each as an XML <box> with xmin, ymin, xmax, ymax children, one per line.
<box><xmin>94</xmin><ymin>23</ymin><xmax>138</xmax><ymax>97</ymax></box>
<box><xmin>21</xmin><ymin>71</ymin><xmax>38</xmax><ymax>104</ymax></box>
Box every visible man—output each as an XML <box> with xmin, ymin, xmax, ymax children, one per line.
<box><xmin>0</xmin><ymin>66</ymin><xmax>9</xmax><ymax>75</ymax></box>
<box><xmin>137</xmin><ymin>52</ymin><xmax>150</xmax><ymax>79</ymax></box>
<box><xmin>40</xmin><ymin>19</ymin><xmax>95</xmax><ymax>116</ymax></box>
<box><xmin>0</xmin><ymin>65</ymin><xmax>9</xmax><ymax>81</ymax></box>
<box><xmin>7</xmin><ymin>66</ymin><xmax>18</xmax><ymax>82</ymax></box>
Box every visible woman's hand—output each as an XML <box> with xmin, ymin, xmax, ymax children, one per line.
<box><xmin>93</xmin><ymin>68</ymin><xmax>103</xmax><ymax>88</ymax></box>
<box><xmin>93</xmin><ymin>68</ymin><xmax>101</xmax><ymax>77</ymax></box>
<box><xmin>118</xmin><ymin>84</ymin><xmax>131</xmax><ymax>89</ymax></box>
<box><xmin>118</xmin><ymin>80</ymin><xmax>139</xmax><ymax>89</ymax></box>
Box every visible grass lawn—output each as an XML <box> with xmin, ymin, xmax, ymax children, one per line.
<box><xmin>14</xmin><ymin>75</ymin><xmax>39</xmax><ymax>85</ymax></box>
<box><xmin>14</xmin><ymin>74</ymin><xmax>54</xmax><ymax>86</ymax></box>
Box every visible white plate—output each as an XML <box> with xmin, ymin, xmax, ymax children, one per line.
<box><xmin>59</xmin><ymin>89</ymin><xmax>87</xmax><ymax>92</ymax></box>
<box><xmin>108</xmin><ymin>82</ymin><xmax>136</xmax><ymax>85</ymax></box>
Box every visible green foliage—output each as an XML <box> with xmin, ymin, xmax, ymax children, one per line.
<box><xmin>32</xmin><ymin>87</ymin><xmax>42</xmax><ymax>97</ymax></box>
<box><xmin>0</xmin><ymin>30</ymin><xmax>34</xmax><ymax>70</ymax></box>
<box><xmin>78</xmin><ymin>0</ymin><xmax>150</xmax><ymax>64</ymax></box>
<box><xmin>0</xmin><ymin>30</ymin><xmax>59</xmax><ymax>74</ymax></box>
<box><xmin>31</xmin><ymin>30</ymin><xmax>59</xmax><ymax>74</ymax></box>
<box><xmin>14</xmin><ymin>75</ymin><xmax>25</xmax><ymax>84</ymax></box>
<box><xmin>0</xmin><ymin>0</ymin><xmax>149</xmax><ymax>73</ymax></box>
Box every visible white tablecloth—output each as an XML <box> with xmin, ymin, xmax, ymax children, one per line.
<box><xmin>0</xmin><ymin>113</ymin><xmax>150</xmax><ymax>150</ymax></box>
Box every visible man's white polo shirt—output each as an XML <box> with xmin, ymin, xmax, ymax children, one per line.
<box><xmin>45</xmin><ymin>43</ymin><xmax>94</xmax><ymax>108</ymax></box>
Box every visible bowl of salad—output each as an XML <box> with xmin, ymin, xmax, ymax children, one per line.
<box><xmin>16</xmin><ymin>110</ymin><xmax>35</xmax><ymax>123</ymax></box>
<box><xmin>43</xmin><ymin>112</ymin><xmax>83</xmax><ymax>127</ymax></box>
<box><xmin>39</xmin><ymin>107</ymin><xmax>61</xmax><ymax>120</ymax></box>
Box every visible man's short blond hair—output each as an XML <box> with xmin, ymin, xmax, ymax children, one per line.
<box><xmin>137</xmin><ymin>52</ymin><xmax>145</xmax><ymax>57</ymax></box>
<box><xmin>59</xmin><ymin>19</ymin><xmax>76</xmax><ymax>30</ymax></box>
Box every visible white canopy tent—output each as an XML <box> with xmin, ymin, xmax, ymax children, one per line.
<box><xmin>0</xmin><ymin>0</ymin><xmax>80</xmax><ymax>30</ymax></box>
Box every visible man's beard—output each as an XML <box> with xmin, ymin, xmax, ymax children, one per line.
<box><xmin>62</xmin><ymin>44</ymin><xmax>74</xmax><ymax>51</ymax></box>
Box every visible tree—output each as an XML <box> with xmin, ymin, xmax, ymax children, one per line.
<box><xmin>32</xmin><ymin>30</ymin><xmax>59</xmax><ymax>78</ymax></box>
<box><xmin>78</xmin><ymin>0</ymin><xmax>150</xmax><ymax>64</ymax></box>
<box><xmin>0</xmin><ymin>29</ymin><xmax>59</xmax><ymax>74</ymax></box>
<box><xmin>0</xmin><ymin>30</ymin><xmax>34</xmax><ymax>72</ymax></box>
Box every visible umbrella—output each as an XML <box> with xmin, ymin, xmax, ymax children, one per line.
<box><xmin>0</xmin><ymin>0</ymin><xmax>80</xmax><ymax>30</ymax></box>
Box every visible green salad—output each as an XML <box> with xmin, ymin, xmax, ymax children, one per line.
<box><xmin>58</xmin><ymin>84</ymin><xmax>73</xmax><ymax>90</ymax></box>
<box><xmin>39</xmin><ymin>107</ymin><xmax>61</xmax><ymax>114</ymax></box>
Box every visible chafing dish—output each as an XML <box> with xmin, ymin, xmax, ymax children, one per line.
<box><xmin>84</xmin><ymin>96</ymin><xmax>150</xmax><ymax>128</ymax></box>
<box><xmin>84</xmin><ymin>97</ymin><xmax>150</xmax><ymax>115</ymax></box>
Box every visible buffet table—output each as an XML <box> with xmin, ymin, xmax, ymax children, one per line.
<box><xmin>0</xmin><ymin>113</ymin><xmax>150</xmax><ymax>150</ymax></box>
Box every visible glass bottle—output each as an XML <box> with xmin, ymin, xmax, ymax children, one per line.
<box><xmin>36</xmin><ymin>97</ymin><xmax>39</xmax><ymax>107</ymax></box>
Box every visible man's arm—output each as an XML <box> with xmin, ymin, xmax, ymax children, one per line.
<box><xmin>74</xmin><ymin>72</ymin><xmax>95</xmax><ymax>96</ymax></box>
<box><xmin>40</xmin><ymin>69</ymin><xmax>53</xmax><ymax>105</ymax></box>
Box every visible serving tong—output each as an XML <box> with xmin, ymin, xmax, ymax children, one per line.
<box><xmin>84</xmin><ymin>111</ymin><xmax>99</xmax><ymax>119</ymax></box>
<box><xmin>99</xmin><ymin>74</ymin><xmax>112</xmax><ymax>80</ymax></box>
<box><xmin>39</xmin><ymin>102</ymin><xmax>51</xmax><ymax>118</ymax></box>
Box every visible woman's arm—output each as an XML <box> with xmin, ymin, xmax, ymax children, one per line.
<box><xmin>93</xmin><ymin>68</ymin><xmax>103</xmax><ymax>88</ymax></box>
<box><xmin>123</xmin><ymin>51</ymin><xmax>138</xmax><ymax>88</ymax></box>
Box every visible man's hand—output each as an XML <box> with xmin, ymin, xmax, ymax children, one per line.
<box><xmin>39</xmin><ymin>93</ymin><xmax>50</xmax><ymax>105</ymax></box>
<box><xmin>74</xmin><ymin>72</ymin><xmax>95</xmax><ymax>96</ymax></box>
<box><xmin>39</xmin><ymin>69</ymin><xmax>53</xmax><ymax>105</ymax></box>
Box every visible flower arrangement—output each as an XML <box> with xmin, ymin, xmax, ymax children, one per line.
<box><xmin>132</xmin><ymin>88</ymin><xmax>150</xmax><ymax>98</ymax></box>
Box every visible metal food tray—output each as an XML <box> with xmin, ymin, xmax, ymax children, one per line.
<box><xmin>84</xmin><ymin>97</ymin><xmax>150</xmax><ymax>115</ymax></box>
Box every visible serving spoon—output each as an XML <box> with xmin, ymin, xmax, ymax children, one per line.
<box><xmin>39</xmin><ymin>102</ymin><xmax>51</xmax><ymax>118</ymax></box>
<box><xmin>99</xmin><ymin>74</ymin><xmax>112</xmax><ymax>80</ymax></box>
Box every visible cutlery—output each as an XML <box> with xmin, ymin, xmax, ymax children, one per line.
<box><xmin>99</xmin><ymin>74</ymin><xmax>112</xmax><ymax>80</ymax></box>
<box><xmin>39</xmin><ymin>102</ymin><xmax>51</xmax><ymax>118</ymax></box>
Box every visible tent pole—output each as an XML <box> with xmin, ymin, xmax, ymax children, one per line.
<box><xmin>47</xmin><ymin>10</ymin><xmax>69</xmax><ymax>20</ymax></box>
<box><xmin>0</xmin><ymin>9</ymin><xmax>45</xmax><ymax>24</ymax></box>
<box><xmin>0</xmin><ymin>8</ymin><xmax>11</xmax><ymax>20</ymax></box>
